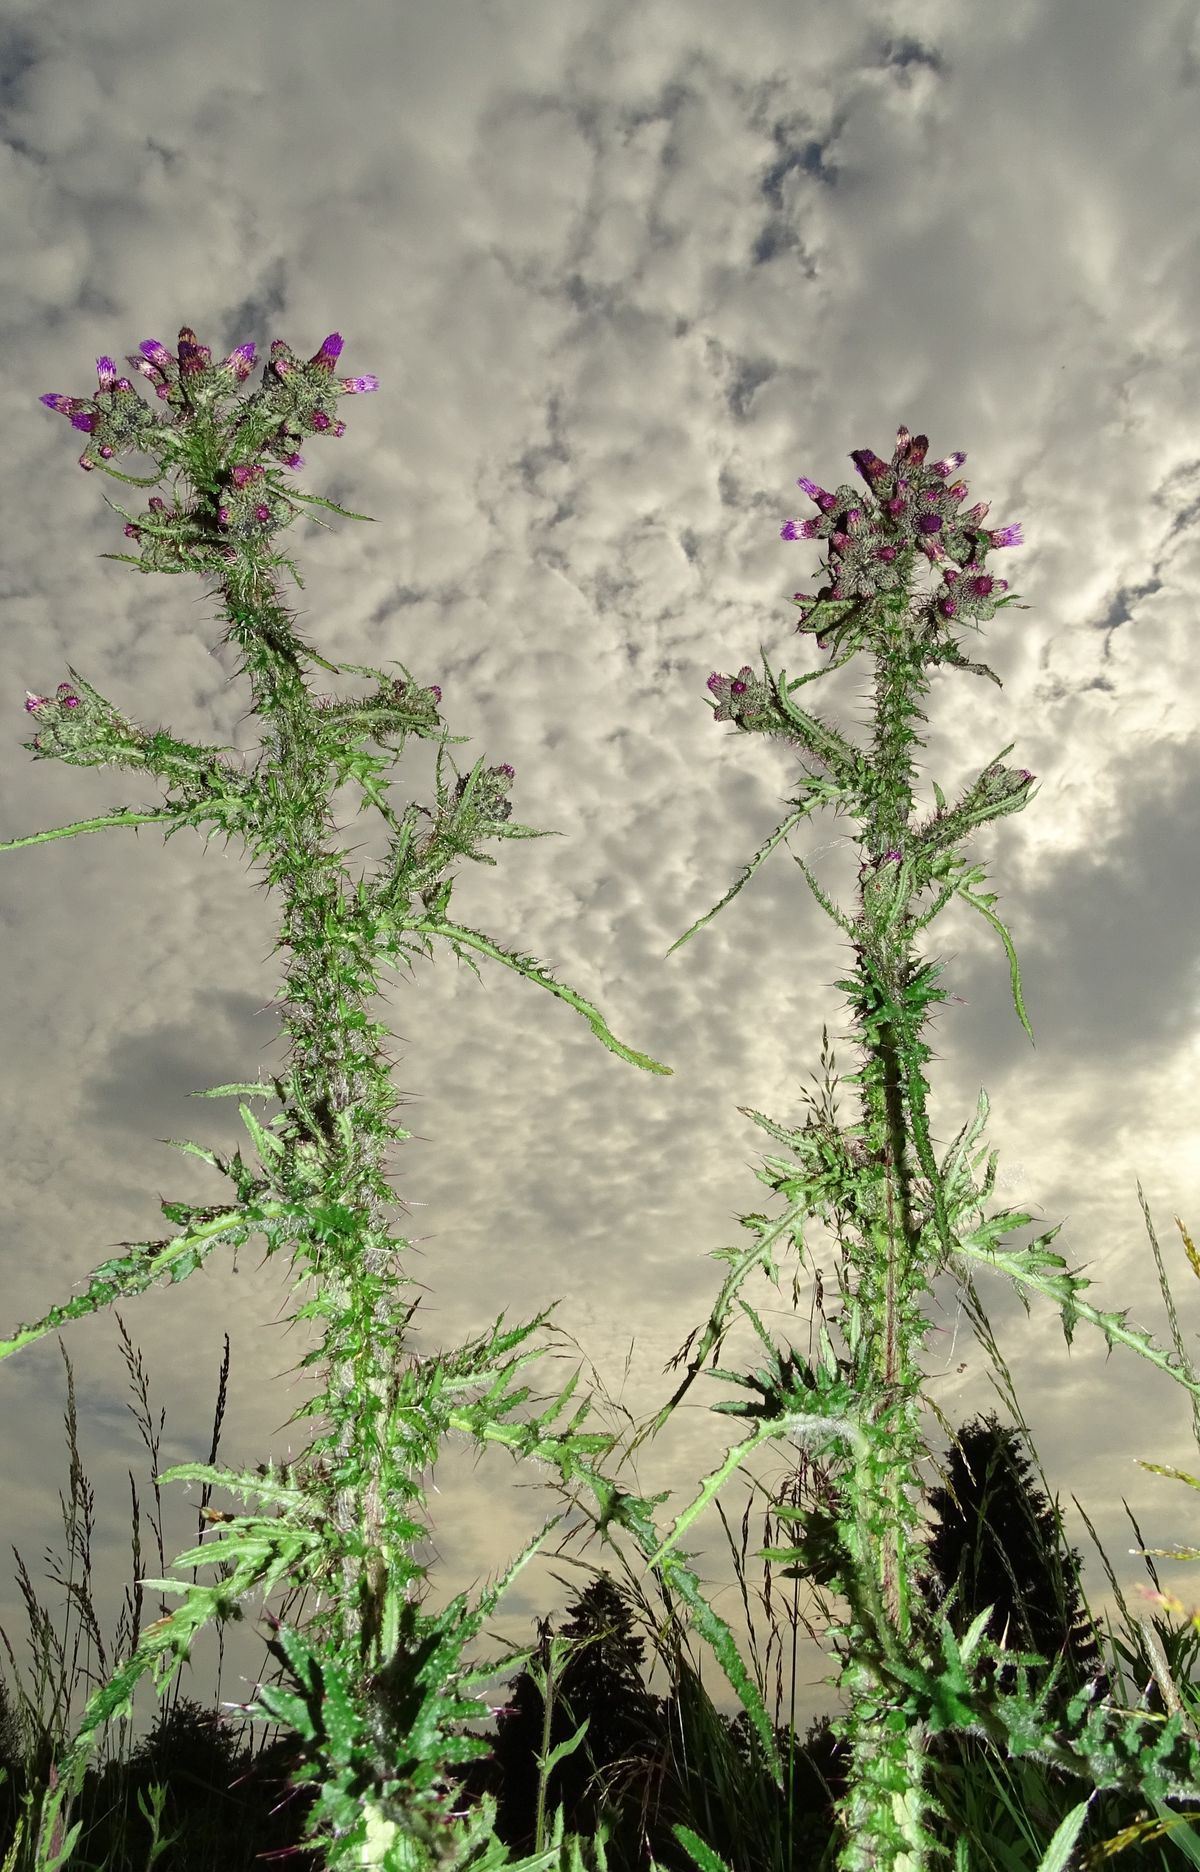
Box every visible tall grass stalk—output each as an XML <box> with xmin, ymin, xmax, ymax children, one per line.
<box><xmin>4</xmin><ymin>324</ymin><xmax>1199</xmax><ymax>1869</ymax></box>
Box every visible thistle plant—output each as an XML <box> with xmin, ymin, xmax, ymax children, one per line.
<box><xmin>5</xmin><ymin>325</ymin><xmax>1199</xmax><ymax>1872</ymax></box>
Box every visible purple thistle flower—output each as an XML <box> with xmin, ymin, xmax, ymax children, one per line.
<box><xmin>781</xmin><ymin>424</ymin><xmax>1024</xmax><ymax>628</ymax></box>
<box><xmin>40</xmin><ymin>325</ymin><xmax>378</xmax><ymax>475</ymax></box>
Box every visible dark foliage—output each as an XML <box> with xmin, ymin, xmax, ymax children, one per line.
<box><xmin>447</xmin><ymin>1572</ymin><xmax>668</xmax><ymax>1865</ymax></box>
<box><xmin>914</xmin><ymin>1410</ymin><xmax>1110</xmax><ymax>1713</ymax></box>
<box><xmin>910</xmin><ymin>1410</ymin><xmax>1133</xmax><ymax>1856</ymax></box>
<box><xmin>4</xmin><ymin>1408</ymin><xmax>1177</xmax><ymax>1871</ymax></box>
<box><xmin>444</xmin><ymin>1569</ymin><xmax>851</xmax><ymax>1872</ymax></box>
<box><xmin>0</xmin><ymin>1693</ymin><xmax>330</xmax><ymax>1871</ymax></box>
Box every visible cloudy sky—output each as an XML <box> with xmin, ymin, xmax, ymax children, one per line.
<box><xmin>2</xmin><ymin>0</ymin><xmax>1198</xmax><ymax>1763</ymax></box>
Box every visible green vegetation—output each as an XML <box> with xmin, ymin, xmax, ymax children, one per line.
<box><xmin>1</xmin><ymin>1315</ymin><xmax>1197</xmax><ymax>1869</ymax></box>
<box><xmin>5</xmin><ymin>332</ymin><xmax>1198</xmax><ymax>1866</ymax></box>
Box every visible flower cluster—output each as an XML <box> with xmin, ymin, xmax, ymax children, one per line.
<box><xmin>23</xmin><ymin>675</ymin><xmax>148</xmax><ymax>767</ymax></box>
<box><xmin>708</xmin><ymin>423</ymin><xmax>1025</xmax><ymax>734</ymax></box>
<box><xmin>781</xmin><ymin>421</ymin><xmax>1023</xmax><ymax>621</ymax></box>
<box><xmin>30</xmin><ymin>325</ymin><xmax>393</xmax><ymax>768</ymax></box>
<box><xmin>705</xmin><ymin>664</ymin><xmax>783</xmax><ymax>734</ymax></box>
<box><xmin>39</xmin><ymin>326</ymin><xmax>379</xmax><ymax>578</ymax></box>
<box><xmin>40</xmin><ymin>325</ymin><xmax>378</xmax><ymax>475</ymax></box>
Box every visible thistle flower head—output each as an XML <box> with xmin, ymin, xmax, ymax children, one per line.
<box><xmin>39</xmin><ymin>324</ymin><xmax>378</xmax><ymax>475</ymax></box>
<box><xmin>705</xmin><ymin>664</ymin><xmax>788</xmax><ymax>736</ymax></box>
<box><xmin>781</xmin><ymin>424</ymin><xmax>1023</xmax><ymax>627</ymax></box>
<box><xmin>22</xmin><ymin>672</ymin><xmax>146</xmax><ymax>765</ymax></box>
